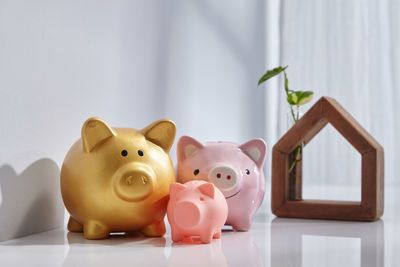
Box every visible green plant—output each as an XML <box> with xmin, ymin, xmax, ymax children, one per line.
<box><xmin>258</xmin><ymin>66</ymin><xmax>314</xmax><ymax>172</ymax></box>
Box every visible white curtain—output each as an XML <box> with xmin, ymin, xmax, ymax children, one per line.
<box><xmin>274</xmin><ymin>0</ymin><xmax>399</xmax><ymax>198</ymax></box>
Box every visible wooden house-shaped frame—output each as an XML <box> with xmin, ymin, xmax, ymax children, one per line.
<box><xmin>271</xmin><ymin>96</ymin><xmax>384</xmax><ymax>221</ymax></box>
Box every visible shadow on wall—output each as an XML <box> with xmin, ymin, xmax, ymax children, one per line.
<box><xmin>0</xmin><ymin>158</ymin><xmax>64</xmax><ymax>242</ymax></box>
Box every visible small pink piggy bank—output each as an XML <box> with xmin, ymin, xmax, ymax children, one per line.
<box><xmin>177</xmin><ymin>136</ymin><xmax>266</xmax><ymax>231</ymax></box>
<box><xmin>167</xmin><ymin>181</ymin><xmax>228</xmax><ymax>244</ymax></box>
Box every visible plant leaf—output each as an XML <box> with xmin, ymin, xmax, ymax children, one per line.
<box><xmin>287</xmin><ymin>92</ymin><xmax>298</xmax><ymax>105</ymax></box>
<box><xmin>258</xmin><ymin>66</ymin><xmax>288</xmax><ymax>86</ymax></box>
<box><xmin>297</xmin><ymin>91</ymin><xmax>314</xmax><ymax>105</ymax></box>
<box><xmin>287</xmin><ymin>91</ymin><xmax>314</xmax><ymax>105</ymax></box>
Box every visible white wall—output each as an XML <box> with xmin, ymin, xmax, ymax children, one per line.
<box><xmin>0</xmin><ymin>0</ymin><xmax>268</xmax><ymax>238</ymax></box>
<box><xmin>0</xmin><ymin>0</ymin><xmax>267</xmax><ymax>170</ymax></box>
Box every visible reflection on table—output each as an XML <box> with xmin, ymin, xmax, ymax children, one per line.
<box><xmin>64</xmin><ymin>232</ymin><xmax>167</xmax><ymax>267</ymax></box>
<box><xmin>270</xmin><ymin>218</ymin><xmax>384</xmax><ymax>267</ymax></box>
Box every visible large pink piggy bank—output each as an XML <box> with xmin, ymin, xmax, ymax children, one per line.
<box><xmin>167</xmin><ymin>181</ymin><xmax>228</xmax><ymax>244</ymax></box>
<box><xmin>177</xmin><ymin>136</ymin><xmax>266</xmax><ymax>231</ymax></box>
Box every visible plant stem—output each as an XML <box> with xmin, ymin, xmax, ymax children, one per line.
<box><xmin>284</xmin><ymin>69</ymin><xmax>301</xmax><ymax>172</ymax></box>
<box><xmin>289</xmin><ymin>145</ymin><xmax>301</xmax><ymax>172</ymax></box>
<box><xmin>284</xmin><ymin>70</ymin><xmax>298</xmax><ymax>124</ymax></box>
<box><xmin>290</xmin><ymin>105</ymin><xmax>297</xmax><ymax>124</ymax></box>
<box><xmin>283</xmin><ymin>70</ymin><xmax>290</xmax><ymax>95</ymax></box>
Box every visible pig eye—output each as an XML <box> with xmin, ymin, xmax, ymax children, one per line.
<box><xmin>121</xmin><ymin>150</ymin><xmax>128</xmax><ymax>157</ymax></box>
<box><xmin>193</xmin><ymin>169</ymin><xmax>200</xmax><ymax>175</ymax></box>
<box><xmin>245</xmin><ymin>169</ymin><xmax>250</xmax><ymax>175</ymax></box>
<box><xmin>138</xmin><ymin>150</ymin><xmax>144</xmax><ymax>157</ymax></box>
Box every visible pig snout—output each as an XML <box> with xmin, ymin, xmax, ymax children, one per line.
<box><xmin>113</xmin><ymin>163</ymin><xmax>154</xmax><ymax>202</ymax></box>
<box><xmin>173</xmin><ymin>201</ymin><xmax>202</xmax><ymax>228</ymax></box>
<box><xmin>209</xmin><ymin>165</ymin><xmax>239</xmax><ymax>192</ymax></box>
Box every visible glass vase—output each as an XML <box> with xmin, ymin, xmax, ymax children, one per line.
<box><xmin>287</xmin><ymin>105</ymin><xmax>303</xmax><ymax>200</ymax></box>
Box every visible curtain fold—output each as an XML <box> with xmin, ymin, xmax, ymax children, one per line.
<box><xmin>277</xmin><ymin>0</ymin><xmax>399</xmax><ymax>189</ymax></box>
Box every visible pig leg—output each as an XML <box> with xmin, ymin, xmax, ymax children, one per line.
<box><xmin>67</xmin><ymin>216</ymin><xmax>83</xmax><ymax>232</ymax></box>
<box><xmin>83</xmin><ymin>221</ymin><xmax>110</xmax><ymax>239</ymax></box>
<box><xmin>170</xmin><ymin>227</ymin><xmax>184</xmax><ymax>242</ymax></box>
<box><xmin>200</xmin><ymin>229</ymin><xmax>214</xmax><ymax>244</ymax></box>
<box><xmin>231</xmin><ymin>216</ymin><xmax>253</xmax><ymax>231</ymax></box>
<box><xmin>140</xmin><ymin>220</ymin><xmax>166</xmax><ymax>237</ymax></box>
<box><xmin>213</xmin><ymin>230</ymin><xmax>221</xmax><ymax>239</ymax></box>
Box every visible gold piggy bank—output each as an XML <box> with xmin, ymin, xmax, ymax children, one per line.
<box><xmin>61</xmin><ymin>117</ymin><xmax>176</xmax><ymax>239</ymax></box>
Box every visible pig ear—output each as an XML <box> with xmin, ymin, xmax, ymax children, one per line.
<box><xmin>239</xmin><ymin>138</ymin><xmax>267</xmax><ymax>168</ymax></box>
<box><xmin>141</xmin><ymin>119</ymin><xmax>176</xmax><ymax>152</ymax></box>
<box><xmin>82</xmin><ymin>117</ymin><xmax>116</xmax><ymax>153</ymax></box>
<box><xmin>198</xmin><ymin>183</ymin><xmax>215</xmax><ymax>199</ymax></box>
<box><xmin>170</xmin><ymin>183</ymin><xmax>186</xmax><ymax>197</ymax></box>
<box><xmin>177</xmin><ymin>136</ymin><xmax>204</xmax><ymax>161</ymax></box>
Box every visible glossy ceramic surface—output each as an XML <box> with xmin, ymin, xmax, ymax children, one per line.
<box><xmin>167</xmin><ymin>181</ymin><xmax>228</xmax><ymax>244</ymax></box>
<box><xmin>60</xmin><ymin>118</ymin><xmax>176</xmax><ymax>239</ymax></box>
<box><xmin>176</xmin><ymin>136</ymin><xmax>267</xmax><ymax>230</ymax></box>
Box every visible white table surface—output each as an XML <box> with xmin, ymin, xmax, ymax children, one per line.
<box><xmin>1</xmin><ymin>186</ymin><xmax>399</xmax><ymax>267</ymax></box>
